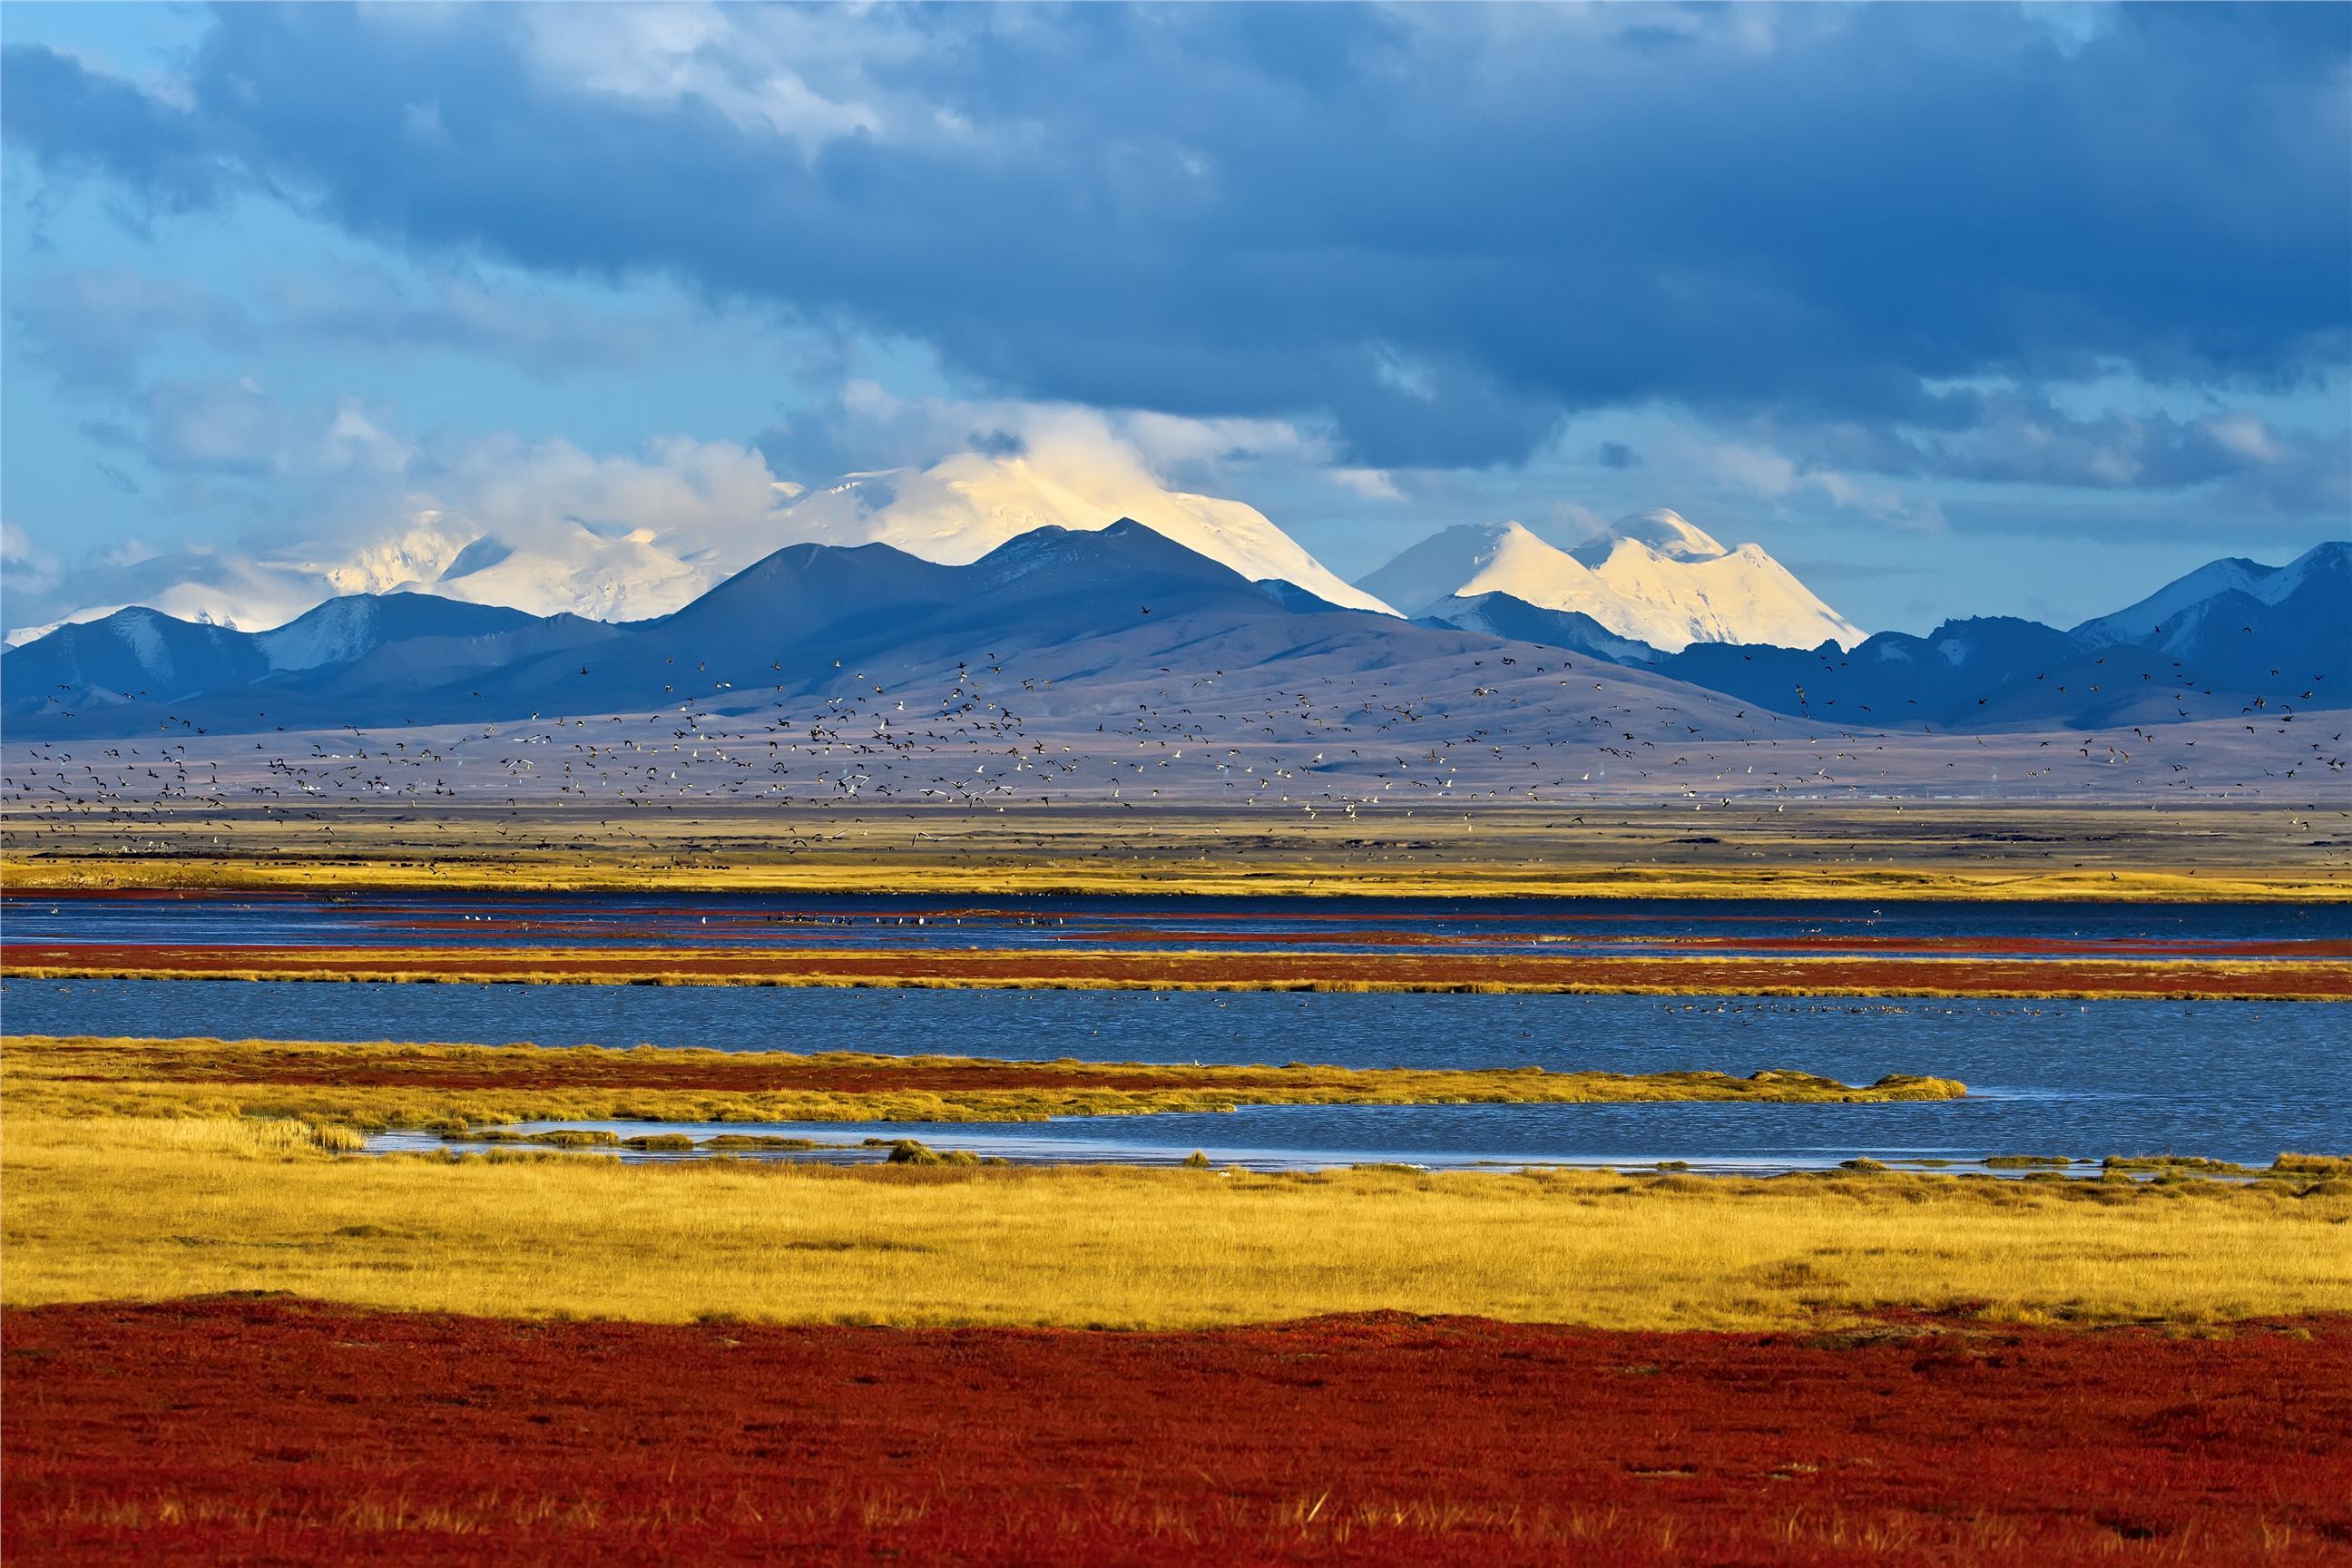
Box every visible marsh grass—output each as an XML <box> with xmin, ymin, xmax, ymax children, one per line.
<box><xmin>0</xmin><ymin>1034</ymin><xmax>1965</xmax><ymax>1131</ymax></box>
<box><xmin>23</xmin><ymin>1115</ymin><xmax>367</xmax><ymax>1159</ymax></box>
<box><xmin>2104</xmin><ymin>1155</ymin><xmax>2261</xmax><ymax>1176</ymax></box>
<box><xmin>4</xmin><ymin>1115</ymin><xmax>2346</xmax><ymax>1331</ymax></box>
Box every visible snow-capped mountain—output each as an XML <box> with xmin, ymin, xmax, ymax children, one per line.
<box><xmin>5</xmin><ymin>454</ymin><xmax>1391</xmax><ymax>644</ymax></box>
<box><xmin>2072</xmin><ymin>543</ymin><xmax>2349</xmax><ymax>655</ymax></box>
<box><xmin>2068</xmin><ymin>557</ymin><xmax>2276</xmax><ymax>649</ymax></box>
<box><xmin>2</xmin><ymin>521</ymin><xmax>730</xmax><ymax>648</ymax></box>
<box><xmin>1</xmin><ymin>549</ymin><xmax>348</xmax><ymax>647</ymax></box>
<box><xmin>405</xmin><ymin>524</ymin><xmax>727</xmax><ymax>623</ymax></box>
<box><xmin>7</xmin><ymin>527</ymin><xmax>2338</xmax><ymax>740</ymax></box>
<box><xmin>1357</xmin><ymin>510</ymin><xmax>1864</xmax><ymax>652</ymax></box>
<box><xmin>1357</xmin><ymin>522</ymin><xmax>1611</xmax><ymax>622</ymax></box>
<box><xmin>768</xmin><ymin>451</ymin><xmax>1395</xmax><ymax>615</ymax></box>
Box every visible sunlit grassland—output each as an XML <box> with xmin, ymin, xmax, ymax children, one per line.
<box><xmin>4</xmin><ymin>1115</ymin><xmax>2346</xmax><ymax>1330</ymax></box>
<box><xmin>8</xmin><ymin>952</ymin><xmax>2339</xmax><ymax>1002</ymax></box>
<box><xmin>1</xmin><ymin>1034</ymin><xmax>1965</xmax><ymax>1130</ymax></box>
<box><xmin>11</xmin><ymin>857</ymin><xmax>2326</xmax><ymax>903</ymax></box>
<box><xmin>5</xmin><ymin>800</ymin><xmax>2344</xmax><ymax>900</ymax></box>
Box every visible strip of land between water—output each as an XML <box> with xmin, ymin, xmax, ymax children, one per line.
<box><xmin>9</xmin><ymin>943</ymin><xmax>2345</xmax><ymax>999</ymax></box>
<box><xmin>2</xmin><ymin>1034</ymin><xmax>1965</xmax><ymax>1128</ymax></box>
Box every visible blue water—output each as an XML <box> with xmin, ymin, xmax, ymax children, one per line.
<box><xmin>10</xmin><ymin>979</ymin><xmax>2346</xmax><ymax>1167</ymax></box>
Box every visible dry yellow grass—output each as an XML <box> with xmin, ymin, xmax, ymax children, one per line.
<box><xmin>5</xmin><ymin>1115</ymin><xmax>2346</xmax><ymax>1331</ymax></box>
<box><xmin>13</xmin><ymin>857</ymin><xmax>2328</xmax><ymax>902</ymax></box>
<box><xmin>8</xmin><ymin>953</ymin><xmax>2339</xmax><ymax>1003</ymax></box>
<box><xmin>6</xmin><ymin>800</ymin><xmax>2344</xmax><ymax>900</ymax></box>
<box><xmin>0</xmin><ymin>1034</ymin><xmax>1965</xmax><ymax>1130</ymax></box>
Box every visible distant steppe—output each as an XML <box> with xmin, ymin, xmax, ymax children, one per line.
<box><xmin>5</xmin><ymin>800</ymin><xmax>2347</xmax><ymax>900</ymax></box>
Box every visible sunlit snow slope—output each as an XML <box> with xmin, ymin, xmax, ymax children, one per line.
<box><xmin>1359</xmin><ymin>511</ymin><xmax>1863</xmax><ymax>652</ymax></box>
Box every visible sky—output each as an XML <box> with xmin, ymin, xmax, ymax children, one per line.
<box><xmin>3</xmin><ymin>1</ymin><xmax>2347</xmax><ymax>642</ymax></box>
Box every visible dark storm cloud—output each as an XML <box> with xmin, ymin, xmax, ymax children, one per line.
<box><xmin>5</xmin><ymin>2</ymin><xmax>2347</xmax><ymax>469</ymax></box>
<box><xmin>0</xmin><ymin>40</ymin><xmax>231</xmax><ymax>212</ymax></box>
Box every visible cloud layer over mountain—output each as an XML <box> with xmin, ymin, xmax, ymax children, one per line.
<box><xmin>3</xmin><ymin>4</ymin><xmax>2344</xmax><ymax>644</ymax></box>
<box><xmin>9</xmin><ymin>5</ymin><xmax>2345</xmax><ymax>472</ymax></box>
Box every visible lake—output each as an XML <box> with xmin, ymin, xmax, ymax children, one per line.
<box><xmin>9</xmin><ymin>976</ymin><xmax>2344</xmax><ymax>1169</ymax></box>
<box><xmin>5</xmin><ymin>890</ymin><xmax>2346</xmax><ymax>963</ymax></box>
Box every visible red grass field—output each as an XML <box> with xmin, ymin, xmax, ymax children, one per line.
<box><xmin>5</xmin><ymin>1300</ymin><xmax>2347</xmax><ymax>1565</ymax></box>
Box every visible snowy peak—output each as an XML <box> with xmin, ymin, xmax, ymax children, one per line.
<box><xmin>2072</xmin><ymin>556</ymin><xmax>2275</xmax><ymax>647</ymax></box>
<box><xmin>1567</xmin><ymin>508</ymin><xmax>1727</xmax><ymax>566</ymax></box>
<box><xmin>1358</xmin><ymin>510</ymin><xmax>1863</xmax><ymax>652</ymax></box>
<box><xmin>423</xmin><ymin>524</ymin><xmax>723</xmax><ymax>622</ymax></box>
<box><xmin>5</xmin><ymin>453</ymin><xmax>1389</xmax><ymax>642</ymax></box>
<box><xmin>2253</xmin><ymin>540</ymin><xmax>2349</xmax><ymax>606</ymax></box>
<box><xmin>1355</xmin><ymin>522</ymin><xmax>1598</xmax><ymax>618</ymax></box>
<box><xmin>1575</xmin><ymin>530</ymin><xmax>1862</xmax><ymax>653</ymax></box>
<box><xmin>2070</xmin><ymin>542</ymin><xmax>2349</xmax><ymax>653</ymax></box>
<box><xmin>256</xmin><ymin>596</ymin><xmax>384</xmax><ymax>671</ymax></box>
<box><xmin>770</xmin><ymin>453</ymin><xmax>1396</xmax><ymax>616</ymax></box>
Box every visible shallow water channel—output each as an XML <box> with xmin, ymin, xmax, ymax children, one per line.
<box><xmin>9</xmin><ymin>979</ymin><xmax>2344</xmax><ymax>1171</ymax></box>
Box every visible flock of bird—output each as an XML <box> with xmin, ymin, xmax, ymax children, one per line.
<box><xmin>5</xmin><ymin>636</ymin><xmax>2342</xmax><ymax>829</ymax></box>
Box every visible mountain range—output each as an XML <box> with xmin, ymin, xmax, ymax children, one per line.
<box><xmin>9</xmin><ymin>458</ymin><xmax>1850</xmax><ymax>652</ymax></box>
<box><xmin>5</xmin><ymin>454</ymin><xmax>1404</xmax><ymax>643</ymax></box>
<box><xmin>1492</xmin><ymin>539</ymin><xmax>2347</xmax><ymax>730</ymax></box>
<box><xmin>5</xmin><ymin>513</ymin><xmax>2340</xmax><ymax>742</ymax></box>
<box><xmin>767</xmin><ymin>452</ymin><xmax>1395</xmax><ymax>616</ymax></box>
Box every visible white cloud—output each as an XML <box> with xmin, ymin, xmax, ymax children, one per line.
<box><xmin>1538</xmin><ymin>498</ymin><xmax>1611</xmax><ymax>539</ymax></box>
<box><xmin>1684</xmin><ymin>431</ymin><xmax>1946</xmax><ymax>534</ymax></box>
<box><xmin>1367</xmin><ymin>342</ymin><xmax>1438</xmax><ymax>402</ymax></box>
<box><xmin>519</xmin><ymin>4</ymin><xmax>896</xmax><ymax>155</ymax></box>
<box><xmin>1808</xmin><ymin>470</ymin><xmax>1948</xmax><ymax>534</ymax></box>
<box><xmin>5</xmin><ymin>407</ymin><xmax>802</xmax><ymax>637</ymax></box>
<box><xmin>7</xmin><ymin>384</ymin><xmax>1426</xmax><ymax>638</ymax></box>
<box><xmin>774</xmin><ymin>385</ymin><xmax>1331</xmax><ymax>493</ymax></box>
<box><xmin>319</xmin><ymin>399</ymin><xmax>415</xmax><ymax>475</ymax></box>
<box><xmin>1120</xmin><ymin>411</ymin><xmax>1313</xmax><ymax>468</ymax></box>
<box><xmin>142</xmin><ymin>377</ymin><xmax>291</xmax><ymax>472</ymax></box>
<box><xmin>2205</xmin><ymin>413</ymin><xmax>2282</xmax><ymax>465</ymax></box>
<box><xmin>2</xmin><ymin>522</ymin><xmax>62</xmax><ymax>598</ymax></box>
<box><xmin>1328</xmin><ymin>466</ymin><xmax>1405</xmax><ymax>501</ymax></box>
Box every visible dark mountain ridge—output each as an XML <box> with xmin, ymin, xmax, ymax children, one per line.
<box><xmin>1425</xmin><ymin>542</ymin><xmax>2346</xmax><ymax>729</ymax></box>
<box><xmin>5</xmin><ymin>526</ymin><xmax>2341</xmax><ymax>739</ymax></box>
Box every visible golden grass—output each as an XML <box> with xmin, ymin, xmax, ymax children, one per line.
<box><xmin>6</xmin><ymin>800</ymin><xmax>2344</xmax><ymax>901</ymax></box>
<box><xmin>7</xmin><ymin>857</ymin><xmax>2334</xmax><ymax>904</ymax></box>
<box><xmin>14</xmin><ymin>857</ymin><xmax>2335</xmax><ymax>903</ymax></box>
<box><xmin>0</xmin><ymin>1034</ymin><xmax>1965</xmax><ymax>1130</ymax></box>
<box><xmin>7</xmin><ymin>952</ymin><xmax>2342</xmax><ymax>1003</ymax></box>
<box><xmin>5</xmin><ymin>1114</ymin><xmax>2346</xmax><ymax>1330</ymax></box>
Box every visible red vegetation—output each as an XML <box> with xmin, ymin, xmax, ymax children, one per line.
<box><xmin>7</xmin><ymin>938</ymin><xmax>2347</xmax><ymax>998</ymax></box>
<box><xmin>6</xmin><ymin>1300</ymin><xmax>2348</xmax><ymax>1566</ymax></box>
